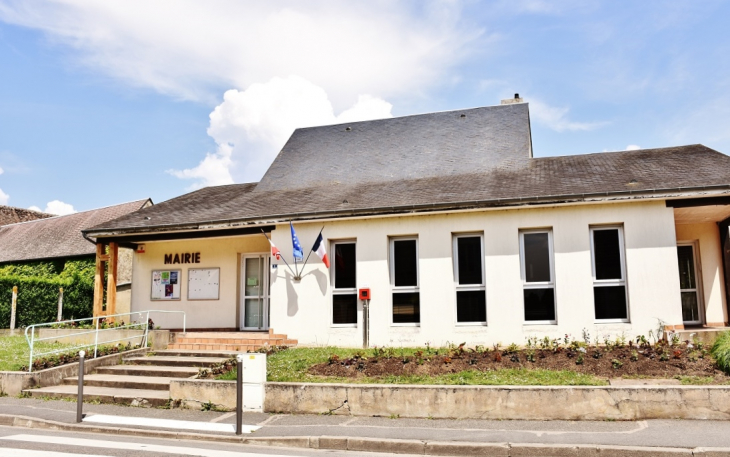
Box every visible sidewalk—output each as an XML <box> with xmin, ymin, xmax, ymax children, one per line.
<box><xmin>2</xmin><ymin>397</ymin><xmax>730</xmax><ymax>456</ymax></box>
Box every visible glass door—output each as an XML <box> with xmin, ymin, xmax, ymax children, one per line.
<box><xmin>677</xmin><ymin>244</ymin><xmax>702</xmax><ymax>325</ymax></box>
<box><xmin>241</xmin><ymin>254</ymin><xmax>269</xmax><ymax>330</ymax></box>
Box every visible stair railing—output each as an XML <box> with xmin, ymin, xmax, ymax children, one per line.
<box><xmin>24</xmin><ymin>309</ymin><xmax>186</xmax><ymax>373</ymax></box>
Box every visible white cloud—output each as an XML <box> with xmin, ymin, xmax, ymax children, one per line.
<box><xmin>0</xmin><ymin>166</ymin><xmax>4</xmax><ymax>175</ymax></box>
<box><xmin>43</xmin><ymin>200</ymin><xmax>76</xmax><ymax>216</ymax></box>
<box><xmin>169</xmin><ymin>76</ymin><xmax>393</xmax><ymax>187</ymax></box>
<box><xmin>28</xmin><ymin>205</ymin><xmax>42</xmax><ymax>212</ymax></box>
<box><xmin>0</xmin><ymin>1</ymin><xmax>482</xmax><ymax>107</ymax></box>
<box><xmin>530</xmin><ymin>100</ymin><xmax>608</xmax><ymax>132</ymax></box>
<box><xmin>0</xmin><ymin>2</ymin><xmax>482</xmax><ymax>189</ymax></box>
<box><xmin>626</xmin><ymin>145</ymin><xmax>641</xmax><ymax>150</ymax></box>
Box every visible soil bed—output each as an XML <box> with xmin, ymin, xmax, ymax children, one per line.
<box><xmin>308</xmin><ymin>342</ymin><xmax>728</xmax><ymax>383</ymax></box>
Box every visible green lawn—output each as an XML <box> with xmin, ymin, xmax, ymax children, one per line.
<box><xmin>218</xmin><ymin>347</ymin><xmax>607</xmax><ymax>386</ymax></box>
<box><xmin>0</xmin><ymin>334</ymin><xmax>79</xmax><ymax>371</ymax></box>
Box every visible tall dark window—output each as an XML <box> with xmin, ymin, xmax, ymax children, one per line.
<box><xmin>454</xmin><ymin>235</ymin><xmax>486</xmax><ymax>323</ymax></box>
<box><xmin>391</xmin><ymin>237</ymin><xmax>419</xmax><ymax>323</ymax></box>
<box><xmin>520</xmin><ymin>230</ymin><xmax>556</xmax><ymax>322</ymax></box>
<box><xmin>591</xmin><ymin>227</ymin><xmax>628</xmax><ymax>321</ymax></box>
<box><xmin>332</xmin><ymin>242</ymin><xmax>357</xmax><ymax>325</ymax></box>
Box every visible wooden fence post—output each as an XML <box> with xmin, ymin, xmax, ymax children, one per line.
<box><xmin>10</xmin><ymin>285</ymin><xmax>17</xmax><ymax>331</ymax></box>
<box><xmin>57</xmin><ymin>287</ymin><xmax>64</xmax><ymax>322</ymax></box>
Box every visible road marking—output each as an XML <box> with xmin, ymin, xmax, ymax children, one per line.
<box><xmin>83</xmin><ymin>414</ymin><xmax>259</xmax><ymax>433</ymax></box>
<box><xmin>0</xmin><ymin>434</ymin><xmax>295</xmax><ymax>457</ymax></box>
<box><xmin>210</xmin><ymin>412</ymin><xmax>237</xmax><ymax>423</ymax></box>
<box><xmin>256</xmin><ymin>414</ymin><xmax>281</xmax><ymax>426</ymax></box>
<box><xmin>0</xmin><ymin>449</ymin><xmax>108</xmax><ymax>457</ymax></box>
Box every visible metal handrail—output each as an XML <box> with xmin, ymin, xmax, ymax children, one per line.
<box><xmin>24</xmin><ymin>309</ymin><xmax>186</xmax><ymax>372</ymax></box>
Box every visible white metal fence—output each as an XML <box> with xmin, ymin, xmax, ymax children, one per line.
<box><xmin>24</xmin><ymin>310</ymin><xmax>185</xmax><ymax>372</ymax></box>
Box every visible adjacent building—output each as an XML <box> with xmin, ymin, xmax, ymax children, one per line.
<box><xmin>0</xmin><ymin>199</ymin><xmax>152</xmax><ymax>317</ymax></box>
<box><xmin>83</xmin><ymin>99</ymin><xmax>730</xmax><ymax>346</ymax></box>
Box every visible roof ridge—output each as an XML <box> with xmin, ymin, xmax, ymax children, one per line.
<box><xmin>0</xmin><ymin>198</ymin><xmax>150</xmax><ymax>228</ymax></box>
<box><xmin>292</xmin><ymin>102</ymin><xmax>528</xmax><ymax>132</ymax></box>
<box><xmin>535</xmin><ymin>144</ymin><xmax>708</xmax><ymax>160</ymax></box>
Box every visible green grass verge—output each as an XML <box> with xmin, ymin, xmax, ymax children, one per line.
<box><xmin>0</xmin><ymin>334</ymin><xmax>78</xmax><ymax>371</ymax></box>
<box><xmin>217</xmin><ymin>347</ymin><xmax>607</xmax><ymax>386</ymax></box>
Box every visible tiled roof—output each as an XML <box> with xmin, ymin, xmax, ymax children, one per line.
<box><xmin>0</xmin><ymin>206</ymin><xmax>53</xmax><ymax>226</ymax></box>
<box><xmin>0</xmin><ymin>199</ymin><xmax>150</xmax><ymax>263</ymax></box>
<box><xmin>256</xmin><ymin>103</ymin><xmax>532</xmax><ymax>192</ymax></box>
<box><xmin>86</xmin><ymin>144</ymin><xmax>730</xmax><ymax>234</ymax></box>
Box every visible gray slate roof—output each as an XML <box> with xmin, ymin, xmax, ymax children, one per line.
<box><xmin>0</xmin><ymin>206</ymin><xmax>53</xmax><ymax>226</ymax></box>
<box><xmin>257</xmin><ymin>103</ymin><xmax>532</xmax><ymax>192</ymax></box>
<box><xmin>87</xmin><ymin>144</ymin><xmax>730</xmax><ymax>234</ymax></box>
<box><xmin>0</xmin><ymin>199</ymin><xmax>150</xmax><ymax>263</ymax></box>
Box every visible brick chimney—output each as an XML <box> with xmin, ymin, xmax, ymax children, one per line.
<box><xmin>501</xmin><ymin>93</ymin><xmax>524</xmax><ymax>105</ymax></box>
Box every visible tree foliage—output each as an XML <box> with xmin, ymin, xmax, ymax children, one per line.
<box><xmin>0</xmin><ymin>258</ymin><xmax>95</xmax><ymax>328</ymax></box>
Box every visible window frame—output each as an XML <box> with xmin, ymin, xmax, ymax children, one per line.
<box><xmin>389</xmin><ymin>236</ymin><xmax>420</xmax><ymax>326</ymax></box>
<box><xmin>519</xmin><ymin>229</ymin><xmax>557</xmax><ymax>325</ymax></box>
<box><xmin>452</xmin><ymin>233</ymin><xmax>487</xmax><ymax>326</ymax></box>
<box><xmin>331</xmin><ymin>240</ymin><xmax>358</xmax><ymax>327</ymax></box>
<box><xmin>590</xmin><ymin>225</ymin><xmax>630</xmax><ymax>323</ymax></box>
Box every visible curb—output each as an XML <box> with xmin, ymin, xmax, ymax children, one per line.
<box><xmin>2</xmin><ymin>414</ymin><xmax>730</xmax><ymax>456</ymax></box>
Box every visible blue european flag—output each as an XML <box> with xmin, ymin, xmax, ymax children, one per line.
<box><xmin>290</xmin><ymin>222</ymin><xmax>303</xmax><ymax>260</ymax></box>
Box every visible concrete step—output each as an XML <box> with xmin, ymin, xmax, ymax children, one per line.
<box><xmin>153</xmin><ymin>349</ymin><xmax>239</xmax><ymax>358</ymax></box>
<box><xmin>168</xmin><ymin>343</ymin><xmax>260</xmax><ymax>351</ymax></box>
<box><xmin>24</xmin><ymin>385</ymin><xmax>169</xmax><ymax>407</ymax></box>
<box><xmin>95</xmin><ymin>365</ymin><xmax>199</xmax><ymax>378</ymax></box>
<box><xmin>63</xmin><ymin>374</ymin><xmax>176</xmax><ymax>391</ymax></box>
<box><xmin>124</xmin><ymin>355</ymin><xmax>227</xmax><ymax>367</ymax></box>
<box><xmin>173</xmin><ymin>338</ymin><xmax>287</xmax><ymax>345</ymax></box>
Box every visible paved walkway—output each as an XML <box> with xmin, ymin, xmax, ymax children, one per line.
<box><xmin>2</xmin><ymin>397</ymin><xmax>730</xmax><ymax>455</ymax></box>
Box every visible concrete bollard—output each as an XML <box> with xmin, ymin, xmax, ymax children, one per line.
<box><xmin>77</xmin><ymin>350</ymin><xmax>85</xmax><ymax>423</ymax></box>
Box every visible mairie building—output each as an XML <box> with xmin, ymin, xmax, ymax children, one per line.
<box><xmin>83</xmin><ymin>97</ymin><xmax>730</xmax><ymax>347</ymax></box>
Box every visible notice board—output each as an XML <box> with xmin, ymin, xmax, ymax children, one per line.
<box><xmin>187</xmin><ymin>267</ymin><xmax>220</xmax><ymax>300</ymax></box>
<box><xmin>151</xmin><ymin>269</ymin><xmax>181</xmax><ymax>300</ymax></box>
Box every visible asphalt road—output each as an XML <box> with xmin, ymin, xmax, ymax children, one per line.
<box><xmin>0</xmin><ymin>426</ymin><xmax>414</xmax><ymax>457</ymax></box>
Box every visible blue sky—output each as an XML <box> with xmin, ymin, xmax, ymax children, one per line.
<box><xmin>0</xmin><ymin>1</ymin><xmax>728</xmax><ymax>214</ymax></box>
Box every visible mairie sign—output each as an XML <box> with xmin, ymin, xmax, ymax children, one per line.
<box><xmin>164</xmin><ymin>252</ymin><xmax>201</xmax><ymax>264</ymax></box>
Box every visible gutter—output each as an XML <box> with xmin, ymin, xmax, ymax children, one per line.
<box><xmin>83</xmin><ymin>184</ymin><xmax>730</xmax><ymax>238</ymax></box>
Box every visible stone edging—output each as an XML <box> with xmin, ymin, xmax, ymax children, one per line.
<box><xmin>0</xmin><ymin>414</ymin><xmax>727</xmax><ymax>456</ymax></box>
<box><xmin>171</xmin><ymin>379</ymin><xmax>730</xmax><ymax>420</ymax></box>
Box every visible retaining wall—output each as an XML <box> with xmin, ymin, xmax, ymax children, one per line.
<box><xmin>0</xmin><ymin>348</ymin><xmax>148</xmax><ymax>396</ymax></box>
<box><xmin>170</xmin><ymin>380</ymin><xmax>730</xmax><ymax>420</ymax></box>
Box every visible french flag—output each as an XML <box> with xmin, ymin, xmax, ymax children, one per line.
<box><xmin>268</xmin><ymin>238</ymin><xmax>281</xmax><ymax>260</ymax></box>
<box><xmin>312</xmin><ymin>233</ymin><xmax>330</xmax><ymax>268</ymax></box>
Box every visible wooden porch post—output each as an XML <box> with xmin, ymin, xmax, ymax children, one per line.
<box><xmin>93</xmin><ymin>243</ymin><xmax>107</xmax><ymax>318</ymax></box>
<box><xmin>106</xmin><ymin>242</ymin><xmax>118</xmax><ymax>320</ymax></box>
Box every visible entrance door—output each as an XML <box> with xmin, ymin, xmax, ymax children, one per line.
<box><xmin>241</xmin><ymin>254</ymin><xmax>269</xmax><ymax>330</ymax></box>
<box><xmin>677</xmin><ymin>244</ymin><xmax>703</xmax><ymax>325</ymax></box>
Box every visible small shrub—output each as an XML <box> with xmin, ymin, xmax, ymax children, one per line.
<box><xmin>712</xmin><ymin>331</ymin><xmax>730</xmax><ymax>374</ymax></box>
<box><xmin>611</xmin><ymin>359</ymin><xmax>623</xmax><ymax>369</ymax></box>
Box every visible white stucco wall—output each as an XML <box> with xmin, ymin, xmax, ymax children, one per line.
<box><xmin>269</xmin><ymin>200</ymin><xmax>684</xmax><ymax>347</ymax></box>
<box><xmin>127</xmin><ymin>199</ymin><xmax>687</xmax><ymax>346</ymax></box>
<box><xmin>675</xmin><ymin>222</ymin><xmax>728</xmax><ymax>326</ymax></box>
<box><xmin>130</xmin><ymin>235</ymin><xmax>269</xmax><ymax>329</ymax></box>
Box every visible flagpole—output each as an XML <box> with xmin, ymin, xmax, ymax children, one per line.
<box><xmin>260</xmin><ymin>230</ymin><xmax>297</xmax><ymax>278</ymax></box>
<box><xmin>300</xmin><ymin>226</ymin><xmax>325</xmax><ymax>273</ymax></box>
<box><xmin>290</xmin><ymin>221</ymin><xmax>301</xmax><ymax>279</ymax></box>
